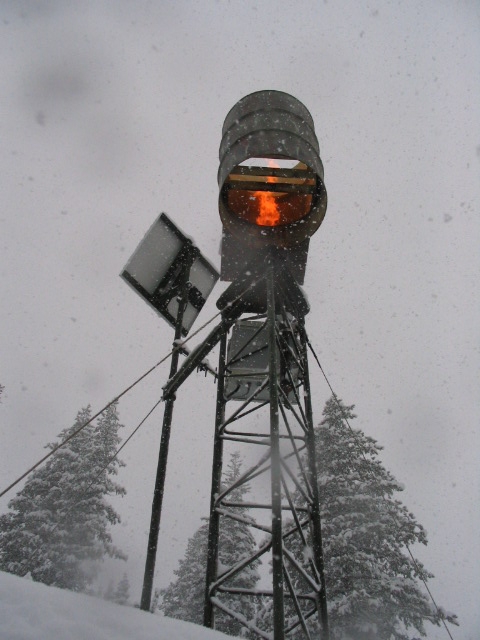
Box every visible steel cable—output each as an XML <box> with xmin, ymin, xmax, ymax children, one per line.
<box><xmin>0</xmin><ymin>277</ymin><xmax>259</xmax><ymax>499</ymax></box>
<box><xmin>13</xmin><ymin>396</ymin><xmax>164</xmax><ymax>572</ymax></box>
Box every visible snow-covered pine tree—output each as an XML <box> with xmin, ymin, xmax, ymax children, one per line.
<box><xmin>103</xmin><ymin>579</ymin><xmax>116</xmax><ymax>602</ymax></box>
<box><xmin>158</xmin><ymin>451</ymin><xmax>260</xmax><ymax>637</ymax></box>
<box><xmin>159</xmin><ymin>520</ymin><xmax>209</xmax><ymax>623</ymax></box>
<box><xmin>0</xmin><ymin>404</ymin><xmax>126</xmax><ymax>592</ymax></box>
<box><xmin>284</xmin><ymin>396</ymin><xmax>458</xmax><ymax>639</ymax></box>
<box><xmin>113</xmin><ymin>572</ymin><xmax>130</xmax><ymax>605</ymax></box>
<box><xmin>150</xmin><ymin>586</ymin><xmax>162</xmax><ymax>613</ymax></box>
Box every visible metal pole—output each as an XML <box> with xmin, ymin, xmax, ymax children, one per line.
<box><xmin>162</xmin><ymin>307</ymin><xmax>241</xmax><ymax>401</ymax></box>
<box><xmin>140</xmin><ymin>272</ymin><xmax>189</xmax><ymax>612</ymax></box>
<box><xmin>204</xmin><ymin>328</ymin><xmax>228</xmax><ymax>628</ymax></box>
<box><xmin>298</xmin><ymin>320</ymin><xmax>330</xmax><ymax>639</ymax></box>
<box><xmin>267</xmin><ymin>261</ymin><xmax>285</xmax><ymax>640</ymax></box>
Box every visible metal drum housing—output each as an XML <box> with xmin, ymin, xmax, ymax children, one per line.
<box><xmin>218</xmin><ymin>90</ymin><xmax>327</xmax><ymax>249</ymax></box>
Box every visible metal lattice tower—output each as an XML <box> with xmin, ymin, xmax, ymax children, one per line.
<box><xmin>202</xmin><ymin>260</ymin><xmax>329</xmax><ymax>640</ymax></box>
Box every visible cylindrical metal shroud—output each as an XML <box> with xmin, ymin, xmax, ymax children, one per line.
<box><xmin>218</xmin><ymin>90</ymin><xmax>327</xmax><ymax>248</ymax></box>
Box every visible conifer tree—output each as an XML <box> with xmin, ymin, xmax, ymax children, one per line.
<box><xmin>150</xmin><ymin>586</ymin><xmax>162</xmax><ymax>613</ymax></box>
<box><xmin>284</xmin><ymin>396</ymin><xmax>458</xmax><ymax>639</ymax></box>
<box><xmin>0</xmin><ymin>404</ymin><xmax>126</xmax><ymax>592</ymax></box>
<box><xmin>158</xmin><ymin>451</ymin><xmax>260</xmax><ymax>636</ymax></box>
<box><xmin>103</xmin><ymin>579</ymin><xmax>116</xmax><ymax>602</ymax></box>
<box><xmin>160</xmin><ymin>520</ymin><xmax>209</xmax><ymax>623</ymax></box>
<box><xmin>113</xmin><ymin>572</ymin><xmax>130</xmax><ymax>605</ymax></box>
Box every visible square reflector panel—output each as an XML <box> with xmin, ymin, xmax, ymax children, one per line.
<box><xmin>121</xmin><ymin>213</ymin><xmax>219</xmax><ymax>335</ymax></box>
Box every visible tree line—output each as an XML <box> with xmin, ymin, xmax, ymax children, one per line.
<box><xmin>0</xmin><ymin>394</ymin><xmax>457</xmax><ymax>638</ymax></box>
<box><xmin>155</xmin><ymin>397</ymin><xmax>457</xmax><ymax>638</ymax></box>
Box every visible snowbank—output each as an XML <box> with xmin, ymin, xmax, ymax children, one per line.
<box><xmin>0</xmin><ymin>571</ymin><xmax>233</xmax><ymax>640</ymax></box>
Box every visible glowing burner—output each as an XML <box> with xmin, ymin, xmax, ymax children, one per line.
<box><xmin>225</xmin><ymin>158</ymin><xmax>315</xmax><ymax>228</ymax></box>
<box><xmin>255</xmin><ymin>189</ymin><xmax>280</xmax><ymax>227</ymax></box>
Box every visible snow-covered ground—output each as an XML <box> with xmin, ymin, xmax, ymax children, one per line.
<box><xmin>0</xmin><ymin>571</ymin><xmax>234</xmax><ymax>640</ymax></box>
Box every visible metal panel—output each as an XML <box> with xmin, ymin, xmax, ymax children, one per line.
<box><xmin>225</xmin><ymin>320</ymin><xmax>299</xmax><ymax>404</ymax></box>
<box><xmin>121</xmin><ymin>213</ymin><xmax>219</xmax><ymax>335</ymax></box>
<box><xmin>220</xmin><ymin>230</ymin><xmax>310</xmax><ymax>284</ymax></box>
<box><xmin>225</xmin><ymin>320</ymin><xmax>271</xmax><ymax>403</ymax></box>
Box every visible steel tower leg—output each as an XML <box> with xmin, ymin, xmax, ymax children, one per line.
<box><xmin>204</xmin><ymin>329</ymin><xmax>228</xmax><ymax>628</ymax></box>
<box><xmin>267</xmin><ymin>263</ymin><xmax>285</xmax><ymax>640</ymax></box>
<box><xmin>299</xmin><ymin>320</ymin><xmax>330</xmax><ymax>640</ymax></box>
<box><xmin>140</xmin><ymin>283</ymin><xmax>188</xmax><ymax>612</ymax></box>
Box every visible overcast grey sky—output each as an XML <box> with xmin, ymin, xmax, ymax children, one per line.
<box><xmin>0</xmin><ymin>1</ymin><xmax>479</xmax><ymax>637</ymax></box>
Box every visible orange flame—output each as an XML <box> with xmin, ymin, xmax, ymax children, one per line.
<box><xmin>255</xmin><ymin>161</ymin><xmax>280</xmax><ymax>226</ymax></box>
